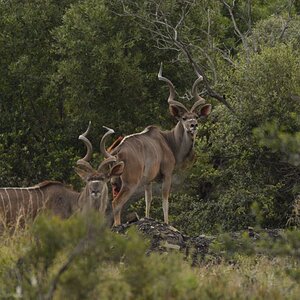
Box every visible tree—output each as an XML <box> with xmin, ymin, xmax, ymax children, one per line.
<box><xmin>172</xmin><ymin>43</ymin><xmax>300</xmax><ymax>233</ymax></box>
<box><xmin>0</xmin><ymin>0</ymin><xmax>79</xmax><ymax>186</ymax></box>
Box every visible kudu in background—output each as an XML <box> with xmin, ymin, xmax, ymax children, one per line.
<box><xmin>102</xmin><ymin>64</ymin><xmax>212</xmax><ymax>226</ymax></box>
<box><xmin>0</xmin><ymin>122</ymin><xmax>124</xmax><ymax>230</ymax></box>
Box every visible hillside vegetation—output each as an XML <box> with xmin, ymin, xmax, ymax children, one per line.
<box><xmin>1</xmin><ymin>0</ymin><xmax>300</xmax><ymax>232</ymax></box>
<box><xmin>0</xmin><ymin>1</ymin><xmax>300</xmax><ymax>298</ymax></box>
<box><xmin>0</xmin><ymin>213</ymin><xmax>300</xmax><ymax>299</ymax></box>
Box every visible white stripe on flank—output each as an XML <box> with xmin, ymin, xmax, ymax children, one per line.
<box><xmin>0</xmin><ymin>192</ymin><xmax>6</xmax><ymax>217</ymax></box>
<box><xmin>37</xmin><ymin>189</ymin><xmax>45</xmax><ymax>210</ymax></box>
<box><xmin>28</xmin><ymin>189</ymin><xmax>33</xmax><ymax>216</ymax></box>
<box><xmin>118</xmin><ymin>128</ymin><xmax>150</xmax><ymax>147</ymax></box>
<box><xmin>2</xmin><ymin>186</ymin><xmax>38</xmax><ymax>190</ymax></box>
<box><xmin>18</xmin><ymin>189</ymin><xmax>26</xmax><ymax>221</ymax></box>
<box><xmin>39</xmin><ymin>188</ymin><xmax>45</xmax><ymax>207</ymax></box>
<box><xmin>20</xmin><ymin>189</ymin><xmax>25</xmax><ymax>214</ymax></box>
<box><xmin>13</xmin><ymin>189</ymin><xmax>20</xmax><ymax>216</ymax></box>
<box><xmin>4</xmin><ymin>189</ymin><xmax>12</xmax><ymax>220</ymax></box>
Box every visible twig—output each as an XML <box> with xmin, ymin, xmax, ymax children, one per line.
<box><xmin>45</xmin><ymin>225</ymin><xmax>99</xmax><ymax>300</ymax></box>
<box><xmin>220</xmin><ymin>0</ymin><xmax>250</xmax><ymax>62</ymax></box>
<box><xmin>278</xmin><ymin>0</ymin><xmax>294</xmax><ymax>40</ymax></box>
<box><xmin>114</xmin><ymin>0</ymin><xmax>235</xmax><ymax>112</ymax></box>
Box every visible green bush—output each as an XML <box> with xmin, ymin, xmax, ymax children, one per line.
<box><xmin>1</xmin><ymin>214</ymin><xmax>300</xmax><ymax>299</ymax></box>
<box><xmin>177</xmin><ymin>43</ymin><xmax>300</xmax><ymax>232</ymax></box>
<box><xmin>0</xmin><ymin>213</ymin><xmax>202</xmax><ymax>299</ymax></box>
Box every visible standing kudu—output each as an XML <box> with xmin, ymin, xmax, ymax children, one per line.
<box><xmin>102</xmin><ymin>64</ymin><xmax>212</xmax><ymax>226</ymax></box>
<box><xmin>0</xmin><ymin>122</ymin><xmax>124</xmax><ymax>230</ymax></box>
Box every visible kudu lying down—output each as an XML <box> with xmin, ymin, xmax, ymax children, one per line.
<box><xmin>102</xmin><ymin>65</ymin><xmax>212</xmax><ymax>226</ymax></box>
<box><xmin>0</xmin><ymin>123</ymin><xmax>124</xmax><ymax>229</ymax></box>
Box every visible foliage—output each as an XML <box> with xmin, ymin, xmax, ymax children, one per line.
<box><xmin>1</xmin><ymin>0</ymin><xmax>300</xmax><ymax>233</ymax></box>
<box><xmin>248</xmin><ymin>15</ymin><xmax>300</xmax><ymax>51</ymax></box>
<box><xmin>0</xmin><ymin>0</ymin><xmax>80</xmax><ymax>186</ymax></box>
<box><xmin>173</xmin><ymin>42</ymin><xmax>300</xmax><ymax>233</ymax></box>
<box><xmin>0</xmin><ymin>215</ymin><xmax>300</xmax><ymax>299</ymax></box>
<box><xmin>0</xmin><ymin>214</ymin><xmax>203</xmax><ymax>299</ymax></box>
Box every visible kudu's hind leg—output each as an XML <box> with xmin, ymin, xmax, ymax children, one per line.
<box><xmin>145</xmin><ymin>183</ymin><xmax>153</xmax><ymax>218</ymax></box>
<box><xmin>162</xmin><ymin>175</ymin><xmax>172</xmax><ymax>224</ymax></box>
<box><xmin>112</xmin><ymin>184</ymin><xmax>137</xmax><ymax>226</ymax></box>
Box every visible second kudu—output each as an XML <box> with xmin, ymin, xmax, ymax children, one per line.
<box><xmin>102</xmin><ymin>64</ymin><xmax>212</xmax><ymax>226</ymax></box>
<box><xmin>0</xmin><ymin>122</ymin><xmax>124</xmax><ymax>230</ymax></box>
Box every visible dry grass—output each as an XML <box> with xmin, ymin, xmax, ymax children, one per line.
<box><xmin>196</xmin><ymin>256</ymin><xmax>300</xmax><ymax>299</ymax></box>
<box><xmin>0</xmin><ymin>217</ymin><xmax>299</xmax><ymax>300</ymax></box>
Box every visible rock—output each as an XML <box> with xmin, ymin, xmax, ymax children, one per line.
<box><xmin>111</xmin><ymin>217</ymin><xmax>284</xmax><ymax>266</ymax></box>
<box><xmin>112</xmin><ymin>217</ymin><xmax>212</xmax><ymax>264</ymax></box>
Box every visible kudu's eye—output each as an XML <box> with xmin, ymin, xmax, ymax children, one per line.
<box><xmin>182</xmin><ymin>117</ymin><xmax>187</xmax><ymax>121</ymax></box>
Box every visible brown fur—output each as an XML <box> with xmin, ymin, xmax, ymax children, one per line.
<box><xmin>0</xmin><ymin>181</ymin><xmax>78</xmax><ymax>230</ymax></box>
<box><xmin>106</xmin><ymin>66</ymin><xmax>212</xmax><ymax>226</ymax></box>
<box><xmin>109</xmin><ymin>119</ymin><xmax>206</xmax><ymax>225</ymax></box>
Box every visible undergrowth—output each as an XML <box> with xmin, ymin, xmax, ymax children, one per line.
<box><xmin>0</xmin><ymin>213</ymin><xmax>299</xmax><ymax>300</ymax></box>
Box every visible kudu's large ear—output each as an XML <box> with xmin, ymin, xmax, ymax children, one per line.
<box><xmin>196</xmin><ymin>104</ymin><xmax>212</xmax><ymax>118</ymax></box>
<box><xmin>109</xmin><ymin>161</ymin><xmax>124</xmax><ymax>178</ymax></box>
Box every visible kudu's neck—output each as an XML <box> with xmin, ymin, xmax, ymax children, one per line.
<box><xmin>163</xmin><ymin>121</ymin><xmax>195</xmax><ymax>166</ymax></box>
<box><xmin>77</xmin><ymin>186</ymin><xmax>92</xmax><ymax>213</ymax></box>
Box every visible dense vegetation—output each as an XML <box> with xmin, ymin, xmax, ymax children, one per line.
<box><xmin>0</xmin><ymin>213</ymin><xmax>300</xmax><ymax>299</ymax></box>
<box><xmin>1</xmin><ymin>1</ymin><xmax>300</xmax><ymax>298</ymax></box>
<box><xmin>1</xmin><ymin>0</ymin><xmax>300</xmax><ymax>233</ymax></box>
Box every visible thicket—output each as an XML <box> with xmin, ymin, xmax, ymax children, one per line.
<box><xmin>0</xmin><ymin>213</ymin><xmax>300</xmax><ymax>299</ymax></box>
<box><xmin>0</xmin><ymin>0</ymin><xmax>300</xmax><ymax>232</ymax></box>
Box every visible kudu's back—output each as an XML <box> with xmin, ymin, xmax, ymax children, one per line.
<box><xmin>110</xmin><ymin>126</ymin><xmax>175</xmax><ymax>184</ymax></box>
<box><xmin>0</xmin><ymin>181</ymin><xmax>77</xmax><ymax>229</ymax></box>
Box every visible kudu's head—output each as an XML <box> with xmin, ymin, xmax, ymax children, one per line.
<box><xmin>75</xmin><ymin>122</ymin><xmax>124</xmax><ymax>213</ymax></box>
<box><xmin>158</xmin><ymin>64</ymin><xmax>212</xmax><ymax>137</ymax></box>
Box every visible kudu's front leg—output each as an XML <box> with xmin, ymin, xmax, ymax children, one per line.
<box><xmin>112</xmin><ymin>184</ymin><xmax>136</xmax><ymax>226</ymax></box>
<box><xmin>162</xmin><ymin>175</ymin><xmax>172</xmax><ymax>224</ymax></box>
<box><xmin>145</xmin><ymin>182</ymin><xmax>153</xmax><ymax>218</ymax></box>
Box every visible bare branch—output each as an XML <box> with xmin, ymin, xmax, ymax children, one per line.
<box><xmin>45</xmin><ymin>224</ymin><xmax>104</xmax><ymax>300</ymax></box>
<box><xmin>114</xmin><ymin>0</ymin><xmax>235</xmax><ymax>112</ymax></box>
<box><xmin>176</xmin><ymin>41</ymin><xmax>234</xmax><ymax>111</ymax></box>
<box><xmin>220</xmin><ymin>0</ymin><xmax>250</xmax><ymax>62</ymax></box>
<box><xmin>279</xmin><ymin>0</ymin><xmax>294</xmax><ymax>40</ymax></box>
<box><xmin>207</xmin><ymin>8</ymin><xmax>212</xmax><ymax>48</ymax></box>
<box><xmin>246</xmin><ymin>0</ymin><xmax>252</xmax><ymax>32</ymax></box>
<box><xmin>45</xmin><ymin>237</ymin><xmax>87</xmax><ymax>300</ymax></box>
<box><xmin>214</xmin><ymin>45</ymin><xmax>236</xmax><ymax>66</ymax></box>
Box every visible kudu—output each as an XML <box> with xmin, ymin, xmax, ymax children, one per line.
<box><xmin>102</xmin><ymin>64</ymin><xmax>212</xmax><ymax>226</ymax></box>
<box><xmin>0</xmin><ymin>122</ymin><xmax>124</xmax><ymax>230</ymax></box>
